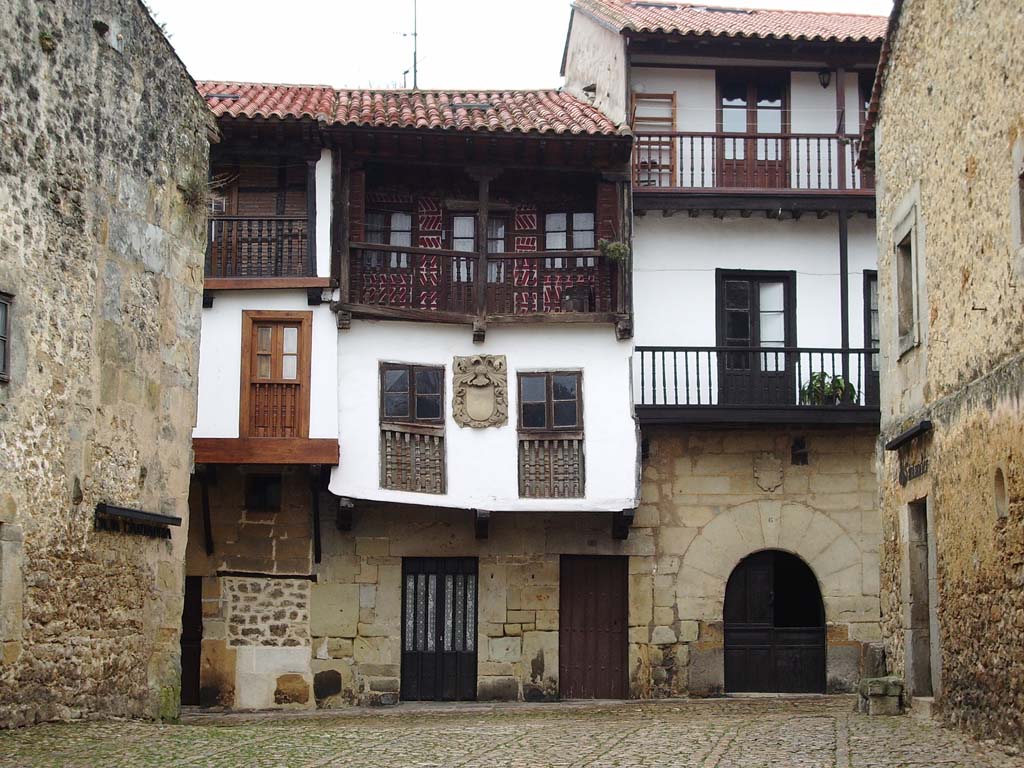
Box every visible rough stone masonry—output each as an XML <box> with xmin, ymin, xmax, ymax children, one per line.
<box><xmin>0</xmin><ymin>0</ymin><xmax>212</xmax><ymax>727</ymax></box>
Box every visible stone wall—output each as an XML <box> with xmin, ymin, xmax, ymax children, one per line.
<box><xmin>188</xmin><ymin>424</ymin><xmax>880</xmax><ymax>708</ymax></box>
<box><xmin>0</xmin><ymin>0</ymin><xmax>211</xmax><ymax>726</ymax></box>
<box><xmin>638</xmin><ymin>426</ymin><xmax>882</xmax><ymax>695</ymax></box>
<box><xmin>873</xmin><ymin>0</ymin><xmax>1024</xmax><ymax>745</ymax></box>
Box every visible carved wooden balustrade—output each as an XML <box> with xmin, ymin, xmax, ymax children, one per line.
<box><xmin>348</xmin><ymin>243</ymin><xmax>621</xmax><ymax>320</ymax></box>
<box><xmin>206</xmin><ymin>216</ymin><xmax>310</xmax><ymax>278</ymax></box>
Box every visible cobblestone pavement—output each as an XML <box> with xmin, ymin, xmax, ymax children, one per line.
<box><xmin>0</xmin><ymin>696</ymin><xmax>1021</xmax><ymax>768</ymax></box>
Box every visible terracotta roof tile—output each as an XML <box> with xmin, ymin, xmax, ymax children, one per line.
<box><xmin>197</xmin><ymin>82</ymin><xmax>625</xmax><ymax>136</ymax></box>
<box><xmin>575</xmin><ymin>0</ymin><xmax>887</xmax><ymax>43</ymax></box>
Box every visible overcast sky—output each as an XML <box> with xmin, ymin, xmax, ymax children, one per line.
<box><xmin>147</xmin><ymin>0</ymin><xmax>893</xmax><ymax>90</ymax></box>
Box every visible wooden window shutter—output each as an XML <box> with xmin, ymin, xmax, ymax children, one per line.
<box><xmin>596</xmin><ymin>182</ymin><xmax>619</xmax><ymax>242</ymax></box>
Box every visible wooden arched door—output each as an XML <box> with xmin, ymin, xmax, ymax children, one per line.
<box><xmin>724</xmin><ymin>550</ymin><xmax>826</xmax><ymax>693</ymax></box>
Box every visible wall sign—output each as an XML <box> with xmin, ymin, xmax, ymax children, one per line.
<box><xmin>898</xmin><ymin>458</ymin><xmax>929</xmax><ymax>487</ymax></box>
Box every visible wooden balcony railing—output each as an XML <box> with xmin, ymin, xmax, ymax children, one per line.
<box><xmin>348</xmin><ymin>242</ymin><xmax>620</xmax><ymax>318</ymax></box>
<box><xmin>632</xmin><ymin>132</ymin><xmax>873</xmax><ymax>193</ymax></box>
<box><xmin>206</xmin><ymin>216</ymin><xmax>309</xmax><ymax>279</ymax></box>
<box><xmin>635</xmin><ymin>346</ymin><xmax>880</xmax><ymax>410</ymax></box>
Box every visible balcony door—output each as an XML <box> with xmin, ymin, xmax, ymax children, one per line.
<box><xmin>717</xmin><ymin>75</ymin><xmax>788</xmax><ymax>189</ymax></box>
<box><xmin>717</xmin><ymin>271</ymin><xmax>796</xmax><ymax>406</ymax></box>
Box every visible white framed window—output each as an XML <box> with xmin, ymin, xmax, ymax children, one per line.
<box><xmin>893</xmin><ymin>204</ymin><xmax>920</xmax><ymax>357</ymax></box>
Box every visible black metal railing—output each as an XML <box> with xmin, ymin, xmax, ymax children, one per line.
<box><xmin>635</xmin><ymin>346</ymin><xmax>880</xmax><ymax>408</ymax></box>
<box><xmin>206</xmin><ymin>216</ymin><xmax>309</xmax><ymax>278</ymax></box>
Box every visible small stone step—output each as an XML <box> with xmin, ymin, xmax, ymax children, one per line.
<box><xmin>910</xmin><ymin>696</ymin><xmax>935</xmax><ymax>720</ymax></box>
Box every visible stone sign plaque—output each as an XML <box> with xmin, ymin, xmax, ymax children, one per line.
<box><xmin>452</xmin><ymin>355</ymin><xmax>508</xmax><ymax>428</ymax></box>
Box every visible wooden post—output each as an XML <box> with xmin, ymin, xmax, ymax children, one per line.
<box><xmin>839</xmin><ymin>208</ymin><xmax>851</xmax><ymax>389</ymax></box>
<box><xmin>306</xmin><ymin>158</ymin><xmax>317</xmax><ymax>277</ymax></box>
<box><xmin>475</xmin><ymin>174</ymin><xmax>490</xmax><ymax>320</ymax></box>
<box><xmin>835</xmin><ymin>67</ymin><xmax>847</xmax><ymax>190</ymax></box>
<box><xmin>199</xmin><ymin>466</ymin><xmax>215</xmax><ymax>556</ymax></box>
<box><xmin>336</xmin><ymin>161</ymin><xmax>351</xmax><ymax>302</ymax></box>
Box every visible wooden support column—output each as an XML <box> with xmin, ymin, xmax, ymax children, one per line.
<box><xmin>309</xmin><ymin>465</ymin><xmax>323</xmax><ymax>564</ymax></box>
<box><xmin>839</xmin><ymin>208</ymin><xmax>851</xmax><ymax>387</ymax></box>
<box><xmin>336</xmin><ymin>161</ymin><xmax>352</xmax><ymax>307</ymax></box>
<box><xmin>474</xmin><ymin>509</ymin><xmax>490</xmax><ymax>540</ymax></box>
<box><xmin>835</xmin><ymin>67</ymin><xmax>847</xmax><ymax>190</ymax></box>
<box><xmin>467</xmin><ymin>166</ymin><xmax>500</xmax><ymax>339</ymax></box>
<box><xmin>198</xmin><ymin>466</ymin><xmax>215</xmax><ymax>556</ymax></box>
<box><xmin>306</xmin><ymin>158</ymin><xmax>320</xmax><ymax>305</ymax></box>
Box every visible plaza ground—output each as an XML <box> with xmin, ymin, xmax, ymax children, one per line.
<box><xmin>0</xmin><ymin>697</ymin><xmax>1021</xmax><ymax>767</ymax></box>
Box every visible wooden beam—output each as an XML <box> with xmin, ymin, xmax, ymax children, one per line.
<box><xmin>612</xmin><ymin>509</ymin><xmax>634</xmax><ymax>540</ymax></box>
<box><xmin>309</xmin><ymin>466</ymin><xmax>322</xmax><ymax>564</ymax></box>
<box><xmin>839</xmin><ymin>213</ymin><xmax>851</xmax><ymax>384</ymax></box>
<box><xmin>474</xmin><ymin>509</ymin><xmax>490</xmax><ymax>540</ymax></box>
<box><xmin>204</xmin><ymin>277</ymin><xmax>333</xmax><ymax>291</ymax></box>
<box><xmin>306</xmin><ymin>158</ymin><xmax>317</xmax><ymax>277</ymax></box>
<box><xmin>198</xmin><ymin>466</ymin><xmax>215</xmax><ymax>555</ymax></box>
<box><xmin>192</xmin><ymin>437</ymin><xmax>339</xmax><ymax>465</ymax></box>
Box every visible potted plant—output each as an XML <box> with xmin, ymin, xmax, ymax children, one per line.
<box><xmin>800</xmin><ymin>372</ymin><xmax>857</xmax><ymax>405</ymax></box>
<box><xmin>598</xmin><ymin>239</ymin><xmax>630</xmax><ymax>263</ymax></box>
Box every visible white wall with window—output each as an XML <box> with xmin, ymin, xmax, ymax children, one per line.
<box><xmin>331</xmin><ymin>322</ymin><xmax>638</xmax><ymax>512</ymax></box>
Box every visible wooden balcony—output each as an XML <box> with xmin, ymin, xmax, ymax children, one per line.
<box><xmin>341</xmin><ymin>242</ymin><xmax>627</xmax><ymax>328</ymax></box>
<box><xmin>632</xmin><ymin>132</ymin><xmax>874</xmax><ymax>211</ymax></box>
<box><xmin>635</xmin><ymin>346</ymin><xmax>879</xmax><ymax>425</ymax></box>
<box><xmin>205</xmin><ymin>216</ymin><xmax>328</xmax><ymax>290</ymax></box>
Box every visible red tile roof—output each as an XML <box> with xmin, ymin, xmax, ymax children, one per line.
<box><xmin>575</xmin><ymin>0</ymin><xmax>888</xmax><ymax>43</ymax></box>
<box><xmin>197</xmin><ymin>82</ymin><xmax>626</xmax><ymax>136</ymax></box>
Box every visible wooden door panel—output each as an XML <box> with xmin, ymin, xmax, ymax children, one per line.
<box><xmin>559</xmin><ymin>556</ymin><xmax>627</xmax><ymax>699</ymax></box>
<box><xmin>180</xmin><ymin>576</ymin><xmax>202</xmax><ymax>706</ymax></box>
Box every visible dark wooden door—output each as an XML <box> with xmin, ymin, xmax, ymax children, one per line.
<box><xmin>559</xmin><ymin>556</ymin><xmax>628</xmax><ymax>699</ymax></box>
<box><xmin>718</xmin><ymin>77</ymin><xmax>788</xmax><ymax>189</ymax></box>
<box><xmin>724</xmin><ymin>551</ymin><xmax>826</xmax><ymax>694</ymax></box>
<box><xmin>718</xmin><ymin>272</ymin><xmax>795</xmax><ymax>406</ymax></box>
<box><xmin>180</xmin><ymin>576</ymin><xmax>203</xmax><ymax>706</ymax></box>
<box><xmin>401</xmin><ymin>557</ymin><xmax>478</xmax><ymax>701</ymax></box>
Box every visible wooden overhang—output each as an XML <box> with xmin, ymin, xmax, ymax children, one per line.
<box><xmin>636</xmin><ymin>404</ymin><xmax>880</xmax><ymax>427</ymax></box>
<box><xmin>884</xmin><ymin>419</ymin><xmax>933</xmax><ymax>451</ymax></box>
<box><xmin>192</xmin><ymin>437</ymin><xmax>340</xmax><ymax>465</ymax></box>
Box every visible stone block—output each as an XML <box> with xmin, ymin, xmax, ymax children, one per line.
<box><xmin>677</xmin><ymin>620</ymin><xmax>699</xmax><ymax>643</ymax></box>
<box><xmin>522</xmin><ymin>631</ymin><xmax>558</xmax><ymax>682</ymax></box>
<box><xmin>488</xmin><ymin>636</ymin><xmax>522</xmax><ymax>663</ymax></box>
<box><xmin>327</xmin><ymin>638</ymin><xmax>353</xmax><ymax>659</ymax></box>
<box><xmin>310</xmin><ymin>583</ymin><xmax>359</xmax><ymax>638</ymax></box>
<box><xmin>653</xmin><ymin>586</ymin><xmax>675</xmax><ymax>608</ymax></box>
<box><xmin>653</xmin><ymin>607</ymin><xmax>674</xmax><ymax>626</ymax></box>
<box><xmin>504</xmin><ymin>623</ymin><xmax>523</xmax><ymax>637</ymax></box>
<box><xmin>507</xmin><ymin>610</ymin><xmax>535</xmax><ymax>623</ymax></box>
<box><xmin>359</xmin><ymin>585</ymin><xmax>376</xmax><ymax>608</ymax></box>
<box><xmin>651</xmin><ymin>626</ymin><xmax>677</xmax><ymax>645</ymax></box>
<box><xmin>479</xmin><ymin>563</ymin><xmax>508</xmax><ymax>623</ymax></box>
<box><xmin>355</xmin><ymin>537</ymin><xmax>390</xmax><ymax>556</ymax></box>
<box><xmin>628</xmin><ymin>573</ymin><xmax>653</xmax><ymax>626</ymax></box>
<box><xmin>353</xmin><ymin>636</ymin><xmax>397</xmax><ymax>665</ymax></box>
<box><xmin>478</xmin><ymin>677</ymin><xmax>520</xmax><ymax>701</ymax></box>
<box><xmin>274</xmin><ymin>673</ymin><xmax>310</xmax><ymax>705</ymax></box>
<box><xmin>519</xmin><ymin>585</ymin><xmax>558</xmax><ymax>611</ymax></box>
<box><xmin>535</xmin><ymin>610</ymin><xmax>558</xmax><ymax>631</ymax></box>
<box><xmin>857</xmin><ymin>676</ymin><xmax>904</xmax><ymax>716</ymax></box>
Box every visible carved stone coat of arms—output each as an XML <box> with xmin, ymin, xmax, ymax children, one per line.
<box><xmin>452</xmin><ymin>355</ymin><xmax>508</xmax><ymax>428</ymax></box>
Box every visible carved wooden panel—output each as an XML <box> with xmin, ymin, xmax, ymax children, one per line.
<box><xmin>518</xmin><ymin>436</ymin><xmax>584</xmax><ymax>498</ymax></box>
<box><xmin>381</xmin><ymin>427</ymin><xmax>446</xmax><ymax>494</ymax></box>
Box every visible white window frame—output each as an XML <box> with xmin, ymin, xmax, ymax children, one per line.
<box><xmin>893</xmin><ymin>199</ymin><xmax>921</xmax><ymax>358</ymax></box>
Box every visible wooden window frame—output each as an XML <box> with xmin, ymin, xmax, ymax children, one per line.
<box><xmin>863</xmin><ymin>270</ymin><xmax>879</xmax><ymax>367</ymax></box>
<box><xmin>517</xmin><ymin>371</ymin><xmax>583</xmax><ymax>437</ymax></box>
<box><xmin>0</xmin><ymin>292</ymin><xmax>10</xmax><ymax>383</ymax></box>
<box><xmin>715</xmin><ymin>269</ymin><xmax>798</xmax><ymax>350</ymax></box>
<box><xmin>239</xmin><ymin>310</ymin><xmax>313</xmax><ymax>438</ymax></box>
<box><xmin>540</xmin><ymin>210</ymin><xmax>596</xmax><ymax>252</ymax></box>
<box><xmin>380</xmin><ymin>362</ymin><xmax>445</xmax><ymax>428</ymax></box>
<box><xmin>715</xmin><ymin>71</ymin><xmax>791</xmax><ymax>135</ymax></box>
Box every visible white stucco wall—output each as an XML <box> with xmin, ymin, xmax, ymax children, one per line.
<box><xmin>561</xmin><ymin>9</ymin><xmax>628</xmax><ymax>125</ymax></box>
<box><xmin>631</xmin><ymin>215</ymin><xmax>878</xmax><ymax>403</ymax></box>
<box><xmin>193</xmin><ymin>291</ymin><xmax>339</xmax><ymax>440</ymax></box>
<box><xmin>330</xmin><ymin>322</ymin><xmax>638</xmax><ymax>512</ymax></box>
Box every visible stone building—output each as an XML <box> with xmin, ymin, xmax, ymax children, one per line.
<box><xmin>861</xmin><ymin>0</ymin><xmax>1024</xmax><ymax>745</ymax></box>
<box><xmin>0</xmin><ymin>0</ymin><xmax>212</xmax><ymax>727</ymax></box>
<box><xmin>563</xmin><ymin>0</ymin><xmax>887</xmax><ymax>695</ymax></box>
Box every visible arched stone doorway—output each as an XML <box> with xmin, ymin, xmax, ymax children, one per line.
<box><xmin>724</xmin><ymin>550</ymin><xmax>826</xmax><ymax>693</ymax></box>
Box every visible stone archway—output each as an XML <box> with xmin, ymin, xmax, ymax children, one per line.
<box><xmin>676</xmin><ymin>500</ymin><xmax>873</xmax><ymax>694</ymax></box>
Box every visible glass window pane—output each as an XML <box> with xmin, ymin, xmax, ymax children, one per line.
<box><xmin>282</xmin><ymin>354</ymin><xmax>297</xmax><ymax>380</ymax></box>
<box><xmin>553</xmin><ymin>401</ymin><xmax>577</xmax><ymax>427</ymax></box>
<box><xmin>426</xmin><ymin>575</ymin><xmax>436</xmax><ymax>652</ymax></box>
<box><xmin>488</xmin><ymin>217</ymin><xmax>506</xmax><ymax>239</ymax></box>
<box><xmin>366</xmin><ymin>212</ymin><xmax>387</xmax><ymax>243</ymax></box>
<box><xmin>453</xmin><ymin>216</ymin><xmax>475</xmax><ymax>238</ymax></box>
<box><xmin>0</xmin><ymin>339</ymin><xmax>5</xmax><ymax>372</ymax></box>
<box><xmin>392</xmin><ymin>212</ymin><xmax>412</xmax><ymax>233</ymax></box>
<box><xmin>759</xmin><ymin>282</ymin><xmax>785</xmax><ymax>312</ymax></box>
<box><xmin>552</xmin><ymin>375</ymin><xmax>577</xmax><ymax>401</ymax></box>
<box><xmin>256</xmin><ymin>354</ymin><xmax>271</xmax><ymax>379</ymax></box>
<box><xmin>574</xmin><ymin>229</ymin><xmax>595</xmax><ymax>250</ymax></box>
<box><xmin>757</xmin><ymin>110</ymin><xmax>782</xmax><ymax>135</ymax></box>
<box><xmin>283</xmin><ymin>326</ymin><xmax>298</xmax><ymax>354</ymax></box>
<box><xmin>454</xmin><ymin>575</ymin><xmax>465</xmax><ymax>652</ymax></box>
<box><xmin>414</xmin><ymin>367</ymin><xmax>441</xmax><ymax>395</ymax></box>
<box><xmin>759</xmin><ymin>312</ymin><xmax>785</xmax><ymax>344</ymax></box>
<box><xmin>521</xmin><ymin>375</ymin><xmax>546</xmax><ymax>402</ymax></box>
<box><xmin>726</xmin><ymin>311</ymin><xmax>750</xmax><ymax>341</ymax></box>
<box><xmin>545</xmin><ymin>231</ymin><xmax>567</xmax><ymax>250</ymax></box>
<box><xmin>725</xmin><ymin>281</ymin><xmax>749</xmax><ymax>309</ymax></box>
<box><xmin>384</xmin><ymin>368</ymin><xmax>409</xmax><ymax>393</ymax></box>
<box><xmin>384</xmin><ymin>392</ymin><xmax>409</xmax><ymax>418</ymax></box>
<box><xmin>522</xmin><ymin>402</ymin><xmax>546</xmax><ymax>429</ymax></box>
<box><xmin>545</xmin><ymin>213</ymin><xmax>566</xmax><ymax>232</ymax></box>
<box><xmin>573</xmin><ymin>213</ymin><xmax>594</xmax><ymax>231</ymax></box>
<box><xmin>416</xmin><ymin>575</ymin><xmax>426</xmax><ymax>651</ymax></box>
<box><xmin>0</xmin><ymin>301</ymin><xmax>7</xmax><ymax>331</ymax></box>
<box><xmin>444</xmin><ymin>575</ymin><xmax>454</xmax><ymax>652</ymax></box>
<box><xmin>465</xmin><ymin>575</ymin><xmax>476</xmax><ymax>652</ymax></box>
<box><xmin>722</xmin><ymin>107</ymin><xmax>746</xmax><ymax>134</ymax></box>
<box><xmin>415</xmin><ymin>394</ymin><xmax>441</xmax><ymax>420</ymax></box>
<box><xmin>256</xmin><ymin>326</ymin><xmax>272</xmax><ymax>353</ymax></box>
<box><xmin>404</xmin><ymin>574</ymin><xmax>415</xmax><ymax>651</ymax></box>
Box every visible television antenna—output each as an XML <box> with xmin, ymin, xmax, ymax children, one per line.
<box><xmin>401</xmin><ymin>0</ymin><xmax>419</xmax><ymax>89</ymax></box>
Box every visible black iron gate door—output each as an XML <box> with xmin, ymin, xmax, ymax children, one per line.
<box><xmin>724</xmin><ymin>550</ymin><xmax>826</xmax><ymax>693</ymax></box>
<box><xmin>401</xmin><ymin>557</ymin><xmax>478</xmax><ymax>701</ymax></box>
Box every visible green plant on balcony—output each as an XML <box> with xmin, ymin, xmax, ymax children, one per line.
<box><xmin>598</xmin><ymin>239</ymin><xmax>630</xmax><ymax>263</ymax></box>
<box><xmin>799</xmin><ymin>372</ymin><xmax>857</xmax><ymax>406</ymax></box>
